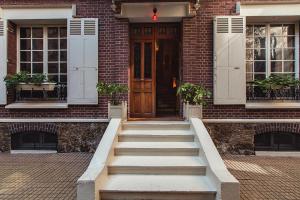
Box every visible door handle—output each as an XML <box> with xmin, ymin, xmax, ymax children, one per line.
<box><xmin>234</xmin><ymin>67</ymin><xmax>240</xmax><ymax>70</ymax></box>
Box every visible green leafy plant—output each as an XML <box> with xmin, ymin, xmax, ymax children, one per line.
<box><xmin>177</xmin><ymin>83</ymin><xmax>211</xmax><ymax>105</ymax></box>
<box><xmin>252</xmin><ymin>74</ymin><xmax>300</xmax><ymax>92</ymax></box>
<box><xmin>97</xmin><ymin>81</ymin><xmax>128</xmax><ymax>105</ymax></box>
<box><xmin>4</xmin><ymin>72</ymin><xmax>50</xmax><ymax>88</ymax></box>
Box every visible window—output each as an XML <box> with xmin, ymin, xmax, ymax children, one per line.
<box><xmin>246</xmin><ymin>23</ymin><xmax>299</xmax><ymax>82</ymax></box>
<box><xmin>18</xmin><ymin>26</ymin><xmax>67</xmax><ymax>84</ymax></box>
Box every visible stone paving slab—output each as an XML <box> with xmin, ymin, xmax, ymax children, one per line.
<box><xmin>0</xmin><ymin>153</ymin><xmax>299</xmax><ymax>200</ymax></box>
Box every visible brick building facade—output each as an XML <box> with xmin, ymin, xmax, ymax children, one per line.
<box><xmin>0</xmin><ymin>0</ymin><xmax>300</xmax><ymax>153</ymax></box>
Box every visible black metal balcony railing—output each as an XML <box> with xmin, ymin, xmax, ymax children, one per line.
<box><xmin>15</xmin><ymin>83</ymin><xmax>67</xmax><ymax>102</ymax></box>
<box><xmin>247</xmin><ymin>83</ymin><xmax>300</xmax><ymax>101</ymax></box>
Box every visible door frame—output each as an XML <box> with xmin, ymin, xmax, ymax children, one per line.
<box><xmin>129</xmin><ymin>23</ymin><xmax>181</xmax><ymax>118</ymax></box>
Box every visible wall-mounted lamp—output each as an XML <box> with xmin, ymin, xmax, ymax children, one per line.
<box><xmin>194</xmin><ymin>0</ymin><xmax>201</xmax><ymax>11</ymax></box>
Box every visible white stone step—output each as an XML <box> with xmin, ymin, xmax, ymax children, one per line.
<box><xmin>99</xmin><ymin>175</ymin><xmax>216</xmax><ymax>200</ymax></box>
<box><xmin>114</xmin><ymin>142</ymin><xmax>200</xmax><ymax>156</ymax></box>
<box><xmin>122</xmin><ymin>121</ymin><xmax>190</xmax><ymax>130</ymax></box>
<box><xmin>108</xmin><ymin>156</ymin><xmax>206</xmax><ymax>175</ymax></box>
<box><xmin>119</xmin><ymin>130</ymin><xmax>194</xmax><ymax>142</ymax></box>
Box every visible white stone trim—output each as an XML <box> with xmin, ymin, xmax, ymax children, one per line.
<box><xmin>256</xmin><ymin>151</ymin><xmax>300</xmax><ymax>157</ymax></box>
<box><xmin>11</xmin><ymin>150</ymin><xmax>57</xmax><ymax>154</ymax></box>
<box><xmin>203</xmin><ymin>118</ymin><xmax>300</xmax><ymax>123</ymax></box>
<box><xmin>0</xmin><ymin>118</ymin><xmax>109</xmax><ymax>123</ymax></box>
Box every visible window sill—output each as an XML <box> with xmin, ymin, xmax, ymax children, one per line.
<box><xmin>5</xmin><ymin>102</ymin><xmax>68</xmax><ymax>109</ymax></box>
<box><xmin>246</xmin><ymin>101</ymin><xmax>300</xmax><ymax>109</ymax></box>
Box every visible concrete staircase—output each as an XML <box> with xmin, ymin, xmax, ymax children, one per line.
<box><xmin>99</xmin><ymin>121</ymin><xmax>217</xmax><ymax>200</ymax></box>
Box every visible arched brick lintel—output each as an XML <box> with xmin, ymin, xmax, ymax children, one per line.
<box><xmin>255</xmin><ymin>123</ymin><xmax>300</xmax><ymax>135</ymax></box>
<box><xmin>8</xmin><ymin>123</ymin><xmax>58</xmax><ymax>135</ymax></box>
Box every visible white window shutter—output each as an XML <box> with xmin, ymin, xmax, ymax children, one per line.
<box><xmin>67</xmin><ymin>18</ymin><xmax>98</xmax><ymax>104</ymax></box>
<box><xmin>213</xmin><ymin>16</ymin><xmax>246</xmax><ymax>105</ymax></box>
<box><xmin>0</xmin><ymin>19</ymin><xmax>7</xmax><ymax>105</ymax></box>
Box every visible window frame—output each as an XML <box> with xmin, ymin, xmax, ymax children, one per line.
<box><xmin>246</xmin><ymin>22</ymin><xmax>300</xmax><ymax>81</ymax></box>
<box><xmin>17</xmin><ymin>24</ymin><xmax>67</xmax><ymax>83</ymax></box>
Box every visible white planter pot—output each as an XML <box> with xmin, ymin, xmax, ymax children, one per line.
<box><xmin>108</xmin><ymin>101</ymin><xmax>127</xmax><ymax>120</ymax></box>
<box><xmin>183</xmin><ymin>103</ymin><xmax>203</xmax><ymax>120</ymax></box>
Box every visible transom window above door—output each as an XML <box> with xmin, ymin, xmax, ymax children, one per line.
<box><xmin>19</xmin><ymin>26</ymin><xmax>67</xmax><ymax>84</ymax></box>
<box><xmin>246</xmin><ymin>23</ymin><xmax>299</xmax><ymax>82</ymax></box>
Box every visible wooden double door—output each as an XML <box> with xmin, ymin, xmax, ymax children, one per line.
<box><xmin>130</xmin><ymin>23</ymin><xmax>180</xmax><ymax>118</ymax></box>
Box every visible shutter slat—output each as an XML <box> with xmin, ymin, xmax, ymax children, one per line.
<box><xmin>70</xmin><ymin>20</ymin><xmax>81</xmax><ymax>35</ymax></box>
<box><xmin>84</xmin><ymin>20</ymin><xmax>96</xmax><ymax>35</ymax></box>
<box><xmin>0</xmin><ymin>21</ymin><xmax>4</xmax><ymax>36</ymax></box>
<box><xmin>216</xmin><ymin>18</ymin><xmax>229</xmax><ymax>33</ymax></box>
<box><xmin>231</xmin><ymin>18</ymin><xmax>244</xmax><ymax>33</ymax></box>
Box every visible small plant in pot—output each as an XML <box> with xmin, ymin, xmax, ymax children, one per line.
<box><xmin>4</xmin><ymin>71</ymin><xmax>56</xmax><ymax>91</ymax></box>
<box><xmin>177</xmin><ymin>83</ymin><xmax>211</xmax><ymax>120</ymax></box>
<box><xmin>97</xmin><ymin>81</ymin><xmax>128</xmax><ymax>120</ymax></box>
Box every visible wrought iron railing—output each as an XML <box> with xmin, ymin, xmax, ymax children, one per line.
<box><xmin>247</xmin><ymin>83</ymin><xmax>300</xmax><ymax>101</ymax></box>
<box><xmin>15</xmin><ymin>83</ymin><xmax>67</xmax><ymax>102</ymax></box>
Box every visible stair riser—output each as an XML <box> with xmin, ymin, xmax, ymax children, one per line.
<box><xmin>108</xmin><ymin>166</ymin><xmax>206</xmax><ymax>175</ymax></box>
<box><xmin>122</xmin><ymin>124</ymin><xmax>190</xmax><ymax>130</ymax></box>
<box><xmin>114</xmin><ymin>148</ymin><xmax>199</xmax><ymax>156</ymax></box>
<box><xmin>100</xmin><ymin>192</ymin><xmax>216</xmax><ymax>200</ymax></box>
<box><xmin>118</xmin><ymin>135</ymin><xmax>194</xmax><ymax>142</ymax></box>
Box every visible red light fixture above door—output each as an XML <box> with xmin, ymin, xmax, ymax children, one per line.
<box><xmin>152</xmin><ymin>7</ymin><xmax>158</xmax><ymax>21</ymax></box>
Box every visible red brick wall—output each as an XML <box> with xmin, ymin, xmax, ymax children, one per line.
<box><xmin>0</xmin><ymin>0</ymin><xmax>300</xmax><ymax>119</ymax></box>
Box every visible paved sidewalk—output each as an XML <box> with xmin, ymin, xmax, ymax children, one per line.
<box><xmin>0</xmin><ymin>153</ymin><xmax>299</xmax><ymax>200</ymax></box>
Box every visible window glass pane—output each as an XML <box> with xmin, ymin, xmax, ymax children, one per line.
<box><xmin>254</xmin><ymin>37</ymin><xmax>266</xmax><ymax>48</ymax></box>
<box><xmin>32</xmin><ymin>51</ymin><xmax>43</xmax><ymax>62</ymax></box>
<box><xmin>32</xmin><ymin>63</ymin><xmax>43</xmax><ymax>73</ymax></box>
<box><xmin>60</xmin><ymin>39</ymin><xmax>67</xmax><ymax>49</ymax></box>
<box><xmin>32</xmin><ymin>39</ymin><xmax>43</xmax><ymax>50</ymax></box>
<box><xmin>48</xmin><ymin>63</ymin><xmax>59</xmax><ymax>73</ymax></box>
<box><xmin>48</xmin><ymin>75</ymin><xmax>58</xmax><ymax>82</ymax></box>
<box><xmin>246</xmin><ymin>26</ymin><xmax>253</xmax><ymax>37</ymax></box>
<box><xmin>144</xmin><ymin>42</ymin><xmax>152</xmax><ymax>79</ymax></box>
<box><xmin>134</xmin><ymin>42</ymin><xmax>141</xmax><ymax>79</ymax></box>
<box><xmin>20</xmin><ymin>63</ymin><xmax>31</xmax><ymax>73</ymax></box>
<box><xmin>60</xmin><ymin>51</ymin><xmax>67</xmax><ymax>62</ymax></box>
<box><xmin>48</xmin><ymin>27</ymin><xmax>59</xmax><ymax>38</ymax></box>
<box><xmin>246</xmin><ymin>49</ymin><xmax>253</xmax><ymax>60</ymax></box>
<box><xmin>246</xmin><ymin>73</ymin><xmax>253</xmax><ymax>82</ymax></box>
<box><xmin>20</xmin><ymin>39</ymin><xmax>31</xmax><ymax>50</ymax></box>
<box><xmin>254</xmin><ymin>74</ymin><xmax>266</xmax><ymax>80</ymax></box>
<box><xmin>48</xmin><ymin>39</ymin><xmax>59</xmax><ymax>50</ymax></box>
<box><xmin>254</xmin><ymin>61</ymin><xmax>266</xmax><ymax>72</ymax></box>
<box><xmin>283</xmin><ymin>48</ymin><xmax>295</xmax><ymax>60</ymax></box>
<box><xmin>20</xmin><ymin>51</ymin><xmax>31</xmax><ymax>62</ymax></box>
<box><xmin>271</xmin><ymin>49</ymin><xmax>282</xmax><ymax>60</ymax></box>
<box><xmin>60</xmin><ymin>28</ymin><xmax>67</xmax><ymax>38</ymax></box>
<box><xmin>48</xmin><ymin>51</ymin><xmax>58</xmax><ymax>61</ymax></box>
<box><xmin>20</xmin><ymin>28</ymin><xmax>31</xmax><ymax>38</ymax></box>
<box><xmin>283</xmin><ymin>24</ymin><xmax>295</xmax><ymax>35</ymax></box>
<box><xmin>254</xmin><ymin>26</ymin><xmax>266</xmax><ymax>37</ymax></box>
<box><xmin>32</xmin><ymin>28</ymin><xmax>43</xmax><ymax>38</ymax></box>
<box><xmin>271</xmin><ymin>61</ymin><xmax>282</xmax><ymax>72</ymax></box>
<box><xmin>60</xmin><ymin>63</ymin><xmax>67</xmax><ymax>73</ymax></box>
<box><xmin>246</xmin><ymin>62</ymin><xmax>253</xmax><ymax>73</ymax></box>
<box><xmin>284</xmin><ymin>61</ymin><xmax>295</xmax><ymax>72</ymax></box>
<box><xmin>60</xmin><ymin>75</ymin><xmax>67</xmax><ymax>83</ymax></box>
<box><xmin>283</xmin><ymin>37</ymin><xmax>295</xmax><ymax>48</ymax></box>
<box><xmin>254</xmin><ymin>49</ymin><xmax>265</xmax><ymax>60</ymax></box>
<box><xmin>270</xmin><ymin>36</ymin><xmax>283</xmax><ymax>48</ymax></box>
<box><xmin>270</xmin><ymin>25</ymin><xmax>282</xmax><ymax>35</ymax></box>
<box><xmin>246</xmin><ymin>37</ymin><xmax>253</xmax><ymax>48</ymax></box>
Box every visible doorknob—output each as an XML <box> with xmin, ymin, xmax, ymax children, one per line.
<box><xmin>172</xmin><ymin>77</ymin><xmax>177</xmax><ymax>88</ymax></box>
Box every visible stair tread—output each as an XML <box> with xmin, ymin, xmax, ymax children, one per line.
<box><xmin>115</xmin><ymin>142</ymin><xmax>200</xmax><ymax>149</ymax></box>
<box><xmin>123</xmin><ymin>121</ymin><xmax>189</xmax><ymax>125</ymax></box>
<box><xmin>109</xmin><ymin>156</ymin><xmax>205</xmax><ymax>167</ymax></box>
<box><xmin>100</xmin><ymin>175</ymin><xmax>216</xmax><ymax>193</ymax></box>
<box><xmin>120</xmin><ymin>130</ymin><xmax>193</xmax><ymax>136</ymax></box>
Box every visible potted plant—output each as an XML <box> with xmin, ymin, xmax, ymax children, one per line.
<box><xmin>177</xmin><ymin>83</ymin><xmax>211</xmax><ymax>120</ymax></box>
<box><xmin>4</xmin><ymin>72</ymin><xmax>56</xmax><ymax>91</ymax></box>
<box><xmin>97</xmin><ymin>81</ymin><xmax>128</xmax><ymax>120</ymax></box>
